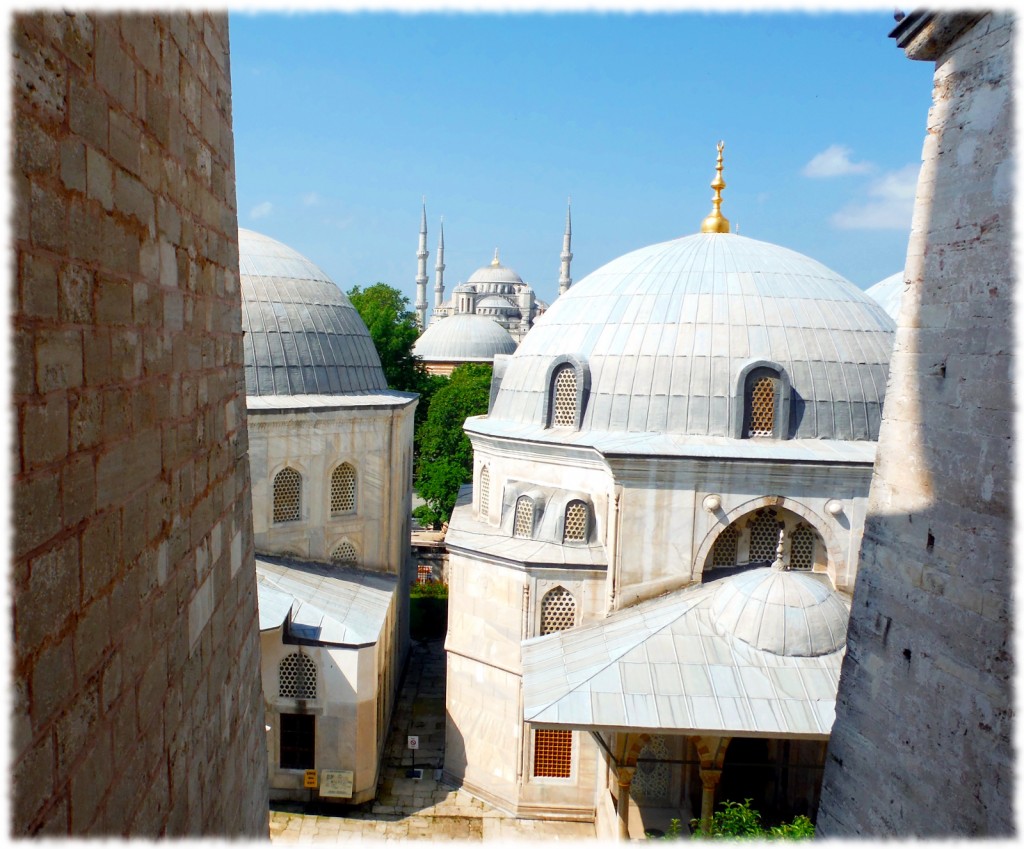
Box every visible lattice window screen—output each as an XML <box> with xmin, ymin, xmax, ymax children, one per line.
<box><xmin>479</xmin><ymin>466</ymin><xmax>490</xmax><ymax>518</ymax></box>
<box><xmin>540</xmin><ymin>587</ymin><xmax>576</xmax><ymax>635</ymax></box>
<box><xmin>563</xmin><ymin>500</ymin><xmax>588</xmax><ymax>542</ymax></box>
<box><xmin>748</xmin><ymin>510</ymin><xmax>780</xmax><ymax>562</ymax></box>
<box><xmin>331</xmin><ymin>541</ymin><xmax>357</xmax><ymax>564</ymax></box>
<box><xmin>514</xmin><ymin>497</ymin><xmax>534</xmax><ymax>538</ymax></box>
<box><xmin>790</xmin><ymin>525</ymin><xmax>815</xmax><ymax>570</ymax></box>
<box><xmin>551</xmin><ymin>366</ymin><xmax>578</xmax><ymax>427</ymax></box>
<box><xmin>330</xmin><ymin>463</ymin><xmax>356</xmax><ymax>515</ymax></box>
<box><xmin>712</xmin><ymin>525</ymin><xmax>739</xmax><ymax>567</ymax></box>
<box><xmin>632</xmin><ymin>736</ymin><xmax>671</xmax><ymax>805</ymax></box>
<box><xmin>533</xmin><ymin>729</ymin><xmax>572</xmax><ymax>778</ymax></box>
<box><xmin>278</xmin><ymin>652</ymin><xmax>317</xmax><ymax>699</ymax></box>
<box><xmin>273</xmin><ymin>468</ymin><xmax>302</xmax><ymax>523</ymax></box>
<box><xmin>747</xmin><ymin>376</ymin><xmax>777</xmax><ymax>437</ymax></box>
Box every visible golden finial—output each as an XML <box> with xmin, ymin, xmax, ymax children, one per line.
<box><xmin>491</xmin><ymin>248</ymin><xmax>501</xmax><ymax>267</ymax></box>
<box><xmin>700</xmin><ymin>141</ymin><xmax>731</xmax><ymax>234</ymax></box>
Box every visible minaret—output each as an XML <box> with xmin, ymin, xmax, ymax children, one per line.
<box><xmin>700</xmin><ymin>141</ymin><xmax>731</xmax><ymax>234</ymax></box>
<box><xmin>415</xmin><ymin>200</ymin><xmax>429</xmax><ymax>330</ymax></box>
<box><xmin>434</xmin><ymin>217</ymin><xmax>445</xmax><ymax>313</ymax></box>
<box><xmin>558</xmin><ymin>198</ymin><xmax>573</xmax><ymax>296</ymax></box>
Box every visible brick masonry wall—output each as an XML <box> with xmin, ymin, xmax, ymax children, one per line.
<box><xmin>11</xmin><ymin>12</ymin><xmax>268</xmax><ymax>835</ymax></box>
<box><xmin>817</xmin><ymin>13</ymin><xmax>1013</xmax><ymax>836</ymax></box>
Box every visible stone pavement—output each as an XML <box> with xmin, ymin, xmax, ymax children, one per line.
<box><xmin>269</xmin><ymin>638</ymin><xmax>596</xmax><ymax>842</ymax></box>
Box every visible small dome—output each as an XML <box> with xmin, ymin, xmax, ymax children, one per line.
<box><xmin>467</xmin><ymin>259</ymin><xmax>525</xmax><ymax>288</ymax></box>
<box><xmin>239</xmin><ymin>229</ymin><xmax>387</xmax><ymax>396</ymax></box>
<box><xmin>489</xmin><ymin>232</ymin><xmax>895</xmax><ymax>440</ymax></box>
<box><xmin>412</xmin><ymin>313</ymin><xmax>518</xmax><ymax>363</ymax></box>
<box><xmin>476</xmin><ymin>294</ymin><xmax>518</xmax><ymax>314</ymax></box>
<box><xmin>710</xmin><ymin>567</ymin><xmax>850</xmax><ymax>657</ymax></box>
<box><xmin>864</xmin><ymin>271</ymin><xmax>905</xmax><ymax>321</ymax></box>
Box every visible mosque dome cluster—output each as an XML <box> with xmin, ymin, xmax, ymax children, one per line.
<box><xmin>239</xmin><ymin>228</ymin><xmax>387</xmax><ymax>396</ymax></box>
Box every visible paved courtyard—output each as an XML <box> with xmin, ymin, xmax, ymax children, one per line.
<box><xmin>269</xmin><ymin>637</ymin><xmax>595</xmax><ymax>842</ymax></box>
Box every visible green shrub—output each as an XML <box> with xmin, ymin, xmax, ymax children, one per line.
<box><xmin>409</xmin><ymin>580</ymin><xmax>448</xmax><ymax>599</ymax></box>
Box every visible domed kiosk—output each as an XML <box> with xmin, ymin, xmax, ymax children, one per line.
<box><xmin>240</xmin><ymin>228</ymin><xmax>418</xmax><ymax>807</ymax></box>
<box><xmin>442</xmin><ymin>145</ymin><xmax>890</xmax><ymax>835</ymax></box>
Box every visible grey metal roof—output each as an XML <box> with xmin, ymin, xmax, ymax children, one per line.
<box><xmin>412</xmin><ymin>313</ymin><xmax>518</xmax><ymax>362</ymax></box>
<box><xmin>239</xmin><ymin>228</ymin><xmax>388</xmax><ymax>396</ymax></box>
<box><xmin>864</xmin><ymin>271</ymin><xmax>905</xmax><ymax>321</ymax></box>
<box><xmin>246</xmin><ymin>391</ymin><xmax>417</xmax><ymax>412</ymax></box>
<box><xmin>489</xmin><ymin>232</ymin><xmax>895</xmax><ymax>441</ymax></box>
<box><xmin>522</xmin><ymin>570</ymin><xmax>848</xmax><ymax>738</ymax></box>
<box><xmin>255</xmin><ymin>556</ymin><xmax>396</xmax><ymax>646</ymax></box>
<box><xmin>467</xmin><ymin>260</ymin><xmax>524</xmax><ymax>286</ymax></box>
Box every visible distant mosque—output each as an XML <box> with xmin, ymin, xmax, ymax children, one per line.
<box><xmin>412</xmin><ymin>203</ymin><xmax>575</xmax><ymax>374</ymax></box>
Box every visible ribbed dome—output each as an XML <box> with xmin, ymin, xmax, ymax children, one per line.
<box><xmin>864</xmin><ymin>271</ymin><xmax>905</xmax><ymax>321</ymax></box>
<box><xmin>710</xmin><ymin>567</ymin><xmax>850</xmax><ymax>657</ymax></box>
<box><xmin>239</xmin><ymin>229</ymin><xmax>387</xmax><ymax>396</ymax></box>
<box><xmin>467</xmin><ymin>261</ymin><xmax>524</xmax><ymax>287</ymax></box>
<box><xmin>413</xmin><ymin>313</ymin><xmax>517</xmax><ymax>362</ymax></box>
<box><xmin>489</xmin><ymin>232</ymin><xmax>895</xmax><ymax>440</ymax></box>
<box><xmin>476</xmin><ymin>294</ymin><xmax>518</xmax><ymax>313</ymax></box>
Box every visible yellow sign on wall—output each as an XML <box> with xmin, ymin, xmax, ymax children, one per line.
<box><xmin>303</xmin><ymin>769</ymin><xmax>318</xmax><ymax>788</ymax></box>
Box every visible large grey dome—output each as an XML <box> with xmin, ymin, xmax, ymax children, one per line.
<box><xmin>489</xmin><ymin>232</ymin><xmax>895</xmax><ymax>440</ymax></box>
<box><xmin>710</xmin><ymin>567</ymin><xmax>850</xmax><ymax>657</ymax></box>
<box><xmin>413</xmin><ymin>313</ymin><xmax>517</xmax><ymax>363</ymax></box>
<box><xmin>864</xmin><ymin>271</ymin><xmax>905</xmax><ymax>321</ymax></box>
<box><xmin>239</xmin><ymin>229</ymin><xmax>387</xmax><ymax>396</ymax></box>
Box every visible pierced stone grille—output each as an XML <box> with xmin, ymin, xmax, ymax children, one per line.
<box><xmin>747</xmin><ymin>376</ymin><xmax>777</xmax><ymax>437</ymax></box>
<box><xmin>514</xmin><ymin>497</ymin><xmax>534</xmax><ymax>538</ymax></box>
<box><xmin>632</xmin><ymin>736</ymin><xmax>671</xmax><ymax>805</ymax></box>
<box><xmin>551</xmin><ymin>366</ymin><xmax>578</xmax><ymax>427</ymax></box>
<box><xmin>279</xmin><ymin>652</ymin><xmax>317</xmax><ymax>699</ymax></box>
<box><xmin>712</xmin><ymin>525</ymin><xmax>739</xmax><ymax>567</ymax></box>
<box><xmin>790</xmin><ymin>525</ymin><xmax>815</xmax><ymax>570</ymax></box>
<box><xmin>563</xmin><ymin>500</ymin><xmax>588</xmax><ymax>542</ymax></box>
<box><xmin>748</xmin><ymin>510</ymin><xmax>780</xmax><ymax>562</ymax></box>
<box><xmin>273</xmin><ymin>467</ymin><xmax>302</xmax><ymax>523</ymax></box>
<box><xmin>533</xmin><ymin>729</ymin><xmax>572</xmax><ymax>778</ymax></box>
<box><xmin>479</xmin><ymin>467</ymin><xmax>490</xmax><ymax>518</ymax></box>
<box><xmin>330</xmin><ymin>463</ymin><xmax>356</xmax><ymax>515</ymax></box>
<box><xmin>331</xmin><ymin>541</ymin><xmax>357</xmax><ymax>564</ymax></box>
<box><xmin>540</xmin><ymin>587</ymin><xmax>576</xmax><ymax>635</ymax></box>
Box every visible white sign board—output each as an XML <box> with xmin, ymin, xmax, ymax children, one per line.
<box><xmin>407</xmin><ymin>736</ymin><xmax>420</xmax><ymax>750</ymax></box>
<box><xmin>319</xmin><ymin>770</ymin><xmax>354</xmax><ymax>798</ymax></box>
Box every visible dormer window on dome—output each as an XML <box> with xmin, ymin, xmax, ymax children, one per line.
<box><xmin>563</xmin><ymin>500</ymin><xmax>589</xmax><ymax>543</ymax></box>
<box><xmin>544</xmin><ymin>356</ymin><xmax>589</xmax><ymax>429</ymax></box>
<box><xmin>736</xmin><ymin>361</ymin><xmax>791</xmax><ymax>440</ymax></box>
<box><xmin>514</xmin><ymin>496</ymin><xmax>535</xmax><ymax>538</ymax></box>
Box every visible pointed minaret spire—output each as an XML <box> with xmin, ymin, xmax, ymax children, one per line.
<box><xmin>700</xmin><ymin>141</ymin><xmax>730</xmax><ymax>234</ymax></box>
<box><xmin>415</xmin><ymin>199</ymin><xmax>429</xmax><ymax>330</ymax></box>
<box><xmin>491</xmin><ymin>247</ymin><xmax>501</xmax><ymax>267</ymax></box>
<box><xmin>558</xmin><ymin>197</ymin><xmax>573</xmax><ymax>296</ymax></box>
<box><xmin>434</xmin><ymin>217</ymin><xmax>446</xmax><ymax>312</ymax></box>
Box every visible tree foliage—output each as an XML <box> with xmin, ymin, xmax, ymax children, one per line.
<box><xmin>676</xmin><ymin>799</ymin><xmax>814</xmax><ymax>840</ymax></box>
<box><xmin>413</xmin><ymin>363</ymin><xmax>493</xmax><ymax>528</ymax></box>
<box><xmin>347</xmin><ymin>283</ymin><xmax>423</xmax><ymax>392</ymax></box>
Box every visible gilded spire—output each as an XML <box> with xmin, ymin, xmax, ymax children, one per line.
<box><xmin>491</xmin><ymin>248</ymin><xmax>501</xmax><ymax>267</ymax></box>
<box><xmin>700</xmin><ymin>141</ymin><xmax>731</xmax><ymax>234</ymax></box>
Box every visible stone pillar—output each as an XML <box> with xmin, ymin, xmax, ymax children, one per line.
<box><xmin>699</xmin><ymin>768</ymin><xmax>722</xmax><ymax>835</ymax></box>
<box><xmin>615</xmin><ymin>766</ymin><xmax>636</xmax><ymax>840</ymax></box>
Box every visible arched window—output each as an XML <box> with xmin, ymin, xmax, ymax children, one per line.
<box><xmin>741</xmin><ymin>365</ymin><xmax>783</xmax><ymax>439</ymax></box>
<box><xmin>563</xmin><ymin>500</ymin><xmax>588</xmax><ymax>542</ymax></box>
<box><xmin>273</xmin><ymin>467</ymin><xmax>302</xmax><ymax>523</ymax></box>
<box><xmin>748</xmin><ymin>509</ymin><xmax>780</xmax><ymax>563</ymax></box>
<box><xmin>331</xmin><ymin>541</ymin><xmax>358</xmax><ymax>565</ymax></box>
<box><xmin>330</xmin><ymin>463</ymin><xmax>356</xmax><ymax>516</ymax></box>
<box><xmin>479</xmin><ymin>466</ymin><xmax>490</xmax><ymax>519</ymax></box>
<box><xmin>278</xmin><ymin>652</ymin><xmax>317</xmax><ymax>700</ymax></box>
<box><xmin>540</xmin><ymin>587</ymin><xmax>576</xmax><ymax>635</ymax></box>
<box><xmin>514</xmin><ymin>496</ymin><xmax>535</xmax><ymax>538</ymax></box>
<box><xmin>790</xmin><ymin>524</ymin><xmax>815</xmax><ymax>571</ymax></box>
<box><xmin>711</xmin><ymin>524</ymin><xmax>739</xmax><ymax>568</ymax></box>
<box><xmin>549</xmin><ymin>364</ymin><xmax>578</xmax><ymax>428</ymax></box>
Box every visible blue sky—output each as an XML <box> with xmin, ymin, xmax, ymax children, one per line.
<box><xmin>229</xmin><ymin>9</ymin><xmax>935</xmax><ymax>308</ymax></box>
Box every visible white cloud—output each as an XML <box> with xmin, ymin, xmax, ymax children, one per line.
<box><xmin>830</xmin><ymin>164</ymin><xmax>920</xmax><ymax>231</ymax></box>
<box><xmin>302</xmin><ymin>192</ymin><xmax>321</xmax><ymax>207</ymax></box>
<box><xmin>250</xmin><ymin>201</ymin><xmax>273</xmax><ymax>219</ymax></box>
<box><xmin>803</xmin><ymin>144</ymin><xmax>874</xmax><ymax>178</ymax></box>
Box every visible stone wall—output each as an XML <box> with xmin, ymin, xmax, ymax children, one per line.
<box><xmin>11</xmin><ymin>12</ymin><xmax>268</xmax><ymax>835</ymax></box>
<box><xmin>817</xmin><ymin>12</ymin><xmax>1013</xmax><ymax>836</ymax></box>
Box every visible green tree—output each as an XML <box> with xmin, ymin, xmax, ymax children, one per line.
<box><xmin>414</xmin><ymin>363</ymin><xmax>492</xmax><ymax>528</ymax></box>
<box><xmin>347</xmin><ymin>283</ymin><xmax>423</xmax><ymax>391</ymax></box>
<box><xmin>677</xmin><ymin>799</ymin><xmax>814</xmax><ymax>840</ymax></box>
